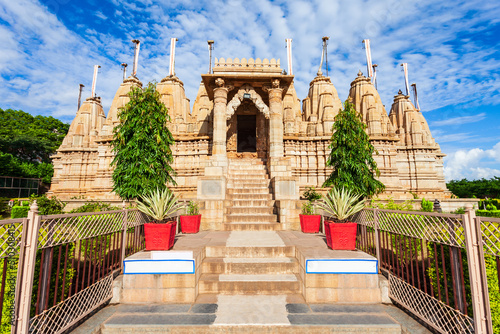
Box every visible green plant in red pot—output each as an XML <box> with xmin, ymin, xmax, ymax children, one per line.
<box><xmin>180</xmin><ymin>201</ymin><xmax>201</xmax><ymax>233</ymax></box>
<box><xmin>318</xmin><ymin>187</ymin><xmax>365</xmax><ymax>250</ymax></box>
<box><xmin>299</xmin><ymin>201</ymin><xmax>321</xmax><ymax>233</ymax></box>
<box><xmin>136</xmin><ymin>188</ymin><xmax>182</xmax><ymax>251</ymax></box>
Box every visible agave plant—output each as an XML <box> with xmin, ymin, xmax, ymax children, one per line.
<box><xmin>318</xmin><ymin>187</ymin><xmax>365</xmax><ymax>223</ymax></box>
<box><xmin>136</xmin><ymin>188</ymin><xmax>183</xmax><ymax>223</ymax></box>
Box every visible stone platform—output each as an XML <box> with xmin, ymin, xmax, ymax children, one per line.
<box><xmin>113</xmin><ymin>231</ymin><xmax>386</xmax><ymax>304</ymax></box>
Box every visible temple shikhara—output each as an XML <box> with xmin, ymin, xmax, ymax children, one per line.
<box><xmin>49</xmin><ymin>38</ymin><xmax>450</xmax><ymax>229</ymax></box>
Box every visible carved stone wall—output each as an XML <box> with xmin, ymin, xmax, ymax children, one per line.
<box><xmin>50</xmin><ymin>55</ymin><xmax>450</xmax><ymax>206</ymax></box>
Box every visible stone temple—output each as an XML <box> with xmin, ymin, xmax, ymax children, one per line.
<box><xmin>48</xmin><ymin>44</ymin><xmax>450</xmax><ymax>229</ymax></box>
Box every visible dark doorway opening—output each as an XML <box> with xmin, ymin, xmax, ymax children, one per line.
<box><xmin>237</xmin><ymin>115</ymin><xmax>257</xmax><ymax>152</ymax></box>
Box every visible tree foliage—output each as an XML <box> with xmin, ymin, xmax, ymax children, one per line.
<box><xmin>0</xmin><ymin>108</ymin><xmax>69</xmax><ymax>163</ymax></box>
<box><xmin>111</xmin><ymin>82</ymin><xmax>176</xmax><ymax>200</ymax></box>
<box><xmin>446</xmin><ymin>177</ymin><xmax>500</xmax><ymax>198</ymax></box>
<box><xmin>0</xmin><ymin>108</ymin><xmax>69</xmax><ymax>183</ymax></box>
<box><xmin>323</xmin><ymin>100</ymin><xmax>384</xmax><ymax>197</ymax></box>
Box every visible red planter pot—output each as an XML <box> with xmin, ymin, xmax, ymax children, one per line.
<box><xmin>144</xmin><ymin>221</ymin><xmax>177</xmax><ymax>251</ymax></box>
<box><xmin>180</xmin><ymin>215</ymin><xmax>201</xmax><ymax>233</ymax></box>
<box><xmin>326</xmin><ymin>222</ymin><xmax>357</xmax><ymax>250</ymax></box>
<box><xmin>299</xmin><ymin>214</ymin><xmax>321</xmax><ymax>233</ymax></box>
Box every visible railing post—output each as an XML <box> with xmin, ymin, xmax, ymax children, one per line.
<box><xmin>120</xmin><ymin>203</ymin><xmax>128</xmax><ymax>272</ymax></box>
<box><xmin>463</xmin><ymin>204</ymin><xmax>492</xmax><ymax>334</ymax></box>
<box><xmin>474</xmin><ymin>215</ymin><xmax>494</xmax><ymax>333</ymax></box>
<box><xmin>15</xmin><ymin>201</ymin><xmax>41</xmax><ymax>334</ymax></box>
<box><xmin>373</xmin><ymin>208</ymin><xmax>381</xmax><ymax>273</ymax></box>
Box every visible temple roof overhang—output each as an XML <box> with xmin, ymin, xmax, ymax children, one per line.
<box><xmin>201</xmin><ymin>73</ymin><xmax>294</xmax><ymax>100</ymax></box>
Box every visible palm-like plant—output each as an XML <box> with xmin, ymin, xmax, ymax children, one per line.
<box><xmin>318</xmin><ymin>187</ymin><xmax>365</xmax><ymax>223</ymax></box>
<box><xmin>136</xmin><ymin>188</ymin><xmax>182</xmax><ymax>223</ymax></box>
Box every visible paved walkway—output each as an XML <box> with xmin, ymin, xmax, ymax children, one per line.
<box><xmin>73</xmin><ymin>296</ymin><xmax>431</xmax><ymax>333</ymax></box>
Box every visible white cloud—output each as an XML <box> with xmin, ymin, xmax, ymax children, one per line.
<box><xmin>431</xmin><ymin>113</ymin><xmax>487</xmax><ymax>126</ymax></box>
<box><xmin>95</xmin><ymin>11</ymin><xmax>107</xmax><ymax>20</ymax></box>
<box><xmin>444</xmin><ymin>142</ymin><xmax>500</xmax><ymax>181</ymax></box>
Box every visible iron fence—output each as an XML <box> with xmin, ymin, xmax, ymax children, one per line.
<box><xmin>0</xmin><ymin>202</ymin><xmax>149</xmax><ymax>334</ymax></box>
<box><xmin>351</xmin><ymin>207</ymin><xmax>494</xmax><ymax>334</ymax></box>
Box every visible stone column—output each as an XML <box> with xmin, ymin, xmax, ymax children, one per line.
<box><xmin>212</xmin><ymin>78</ymin><xmax>232</xmax><ymax>156</ymax></box>
<box><xmin>267</xmin><ymin>79</ymin><xmax>284</xmax><ymax>158</ymax></box>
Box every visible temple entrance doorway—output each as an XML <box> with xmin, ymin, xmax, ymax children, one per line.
<box><xmin>227</xmin><ymin>98</ymin><xmax>268</xmax><ymax>159</ymax></box>
<box><xmin>237</xmin><ymin>115</ymin><xmax>256</xmax><ymax>152</ymax></box>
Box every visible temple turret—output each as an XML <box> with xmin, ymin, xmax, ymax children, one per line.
<box><xmin>59</xmin><ymin>97</ymin><xmax>105</xmax><ymax>149</ymax></box>
<box><xmin>389</xmin><ymin>91</ymin><xmax>437</xmax><ymax>147</ymax></box>
<box><xmin>49</xmin><ymin>96</ymin><xmax>105</xmax><ymax>199</ymax></box>
<box><xmin>191</xmin><ymin>81</ymin><xmax>213</xmax><ymax>136</ymax></box>
<box><xmin>302</xmin><ymin>75</ymin><xmax>342</xmax><ymax>136</ymax></box>
<box><xmin>348</xmin><ymin>71</ymin><xmax>396</xmax><ymax>138</ymax></box>
<box><xmin>388</xmin><ymin>90</ymin><xmax>450</xmax><ymax>198</ymax></box>
<box><xmin>99</xmin><ymin>76</ymin><xmax>142</xmax><ymax>138</ymax></box>
<box><xmin>347</xmin><ymin>71</ymin><xmax>408</xmax><ymax>199</ymax></box>
<box><xmin>157</xmin><ymin>75</ymin><xmax>192</xmax><ymax>135</ymax></box>
<box><xmin>283</xmin><ymin>82</ymin><xmax>301</xmax><ymax>136</ymax></box>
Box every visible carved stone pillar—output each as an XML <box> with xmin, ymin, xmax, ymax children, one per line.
<box><xmin>266</xmin><ymin>79</ymin><xmax>284</xmax><ymax>158</ymax></box>
<box><xmin>212</xmin><ymin>78</ymin><xmax>232</xmax><ymax>156</ymax></box>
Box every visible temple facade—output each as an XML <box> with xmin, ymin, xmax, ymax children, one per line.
<box><xmin>49</xmin><ymin>55</ymin><xmax>450</xmax><ymax>229</ymax></box>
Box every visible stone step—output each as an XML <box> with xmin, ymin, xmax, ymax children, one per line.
<box><xmin>228</xmin><ymin>164</ymin><xmax>266</xmax><ymax>170</ymax></box>
<box><xmin>205</xmin><ymin>245</ymin><xmax>295</xmax><ymax>258</ymax></box>
<box><xmin>232</xmin><ymin>199</ymin><xmax>274</xmax><ymax>207</ymax></box>
<box><xmin>228</xmin><ymin>207</ymin><xmax>274</xmax><ymax>215</ymax></box>
<box><xmin>224</xmin><ymin>223</ymin><xmax>283</xmax><ymax>231</ymax></box>
<box><xmin>227</xmin><ymin>180</ymin><xmax>270</xmax><ymax>187</ymax></box>
<box><xmin>229</xmin><ymin>159</ymin><xmax>266</xmax><ymax>165</ymax></box>
<box><xmin>202</xmin><ymin>257</ymin><xmax>299</xmax><ymax>275</ymax></box>
<box><xmin>99</xmin><ymin>303</ymin><xmax>404</xmax><ymax>334</ymax></box>
<box><xmin>226</xmin><ymin>214</ymin><xmax>278</xmax><ymax>223</ymax></box>
<box><xmin>227</xmin><ymin>174</ymin><xmax>270</xmax><ymax>180</ymax></box>
<box><xmin>227</xmin><ymin>194</ymin><xmax>273</xmax><ymax>200</ymax></box>
<box><xmin>198</xmin><ymin>273</ymin><xmax>302</xmax><ymax>294</ymax></box>
<box><xmin>227</xmin><ymin>185</ymin><xmax>270</xmax><ymax>191</ymax></box>
<box><xmin>227</xmin><ymin>188</ymin><xmax>271</xmax><ymax>195</ymax></box>
<box><xmin>228</xmin><ymin>170</ymin><xmax>267</xmax><ymax>176</ymax></box>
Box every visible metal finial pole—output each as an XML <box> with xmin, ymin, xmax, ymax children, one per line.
<box><xmin>77</xmin><ymin>84</ymin><xmax>85</xmax><ymax>110</ymax></box>
<box><xmin>285</xmin><ymin>38</ymin><xmax>293</xmax><ymax>75</ymax></box>
<box><xmin>322</xmin><ymin>36</ymin><xmax>329</xmax><ymax>77</ymax></box>
<box><xmin>131</xmin><ymin>39</ymin><xmax>140</xmax><ymax>77</ymax></box>
<box><xmin>401</xmin><ymin>63</ymin><xmax>410</xmax><ymax>96</ymax></box>
<box><xmin>362</xmin><ymin>39</ymin><xmax>374</xmax><ymax>78</ymax></box>
<box><xmin>169</xmin><ymin>38</ymin><xmax>179</xmax><ymax>76</ymax></box>
<box><xmin>90</xmin><ymin>65</ymin><xmax>101</xmax><ymax>98</ymax></box>
<box><xmin>207</xmin><ymin>40</ymin><xmax>214</xmax><ymax>74</ymax></box>
<box><xmin>411</xmin><ymin>83</ymin><xmax>421</xmax><ymax>111</ymax></box>
<box><xmin>372</xmin><ymin>64</ymin><xmax>378</xmax><ymax>89</ymax></box>
<box><xmin>121</xmin><ymin>63</ymin><xmax>128</xmax><ymax>81</ymax></box>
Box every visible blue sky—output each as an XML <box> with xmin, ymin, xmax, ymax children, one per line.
<box><xmin>0</xmin><ymin>0</ymin><xmax>499</xmax><ymax>181</ymax></box>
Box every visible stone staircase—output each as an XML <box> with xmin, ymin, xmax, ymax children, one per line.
<box><xmin>224</xmin><ymin>158</ymin><xmax>281</xmax><ymax>231</ymax></box>
<box><xmin>199</xmin><ymin>158</ymin><xmax>302</xmax><ymax>295</ymax></box>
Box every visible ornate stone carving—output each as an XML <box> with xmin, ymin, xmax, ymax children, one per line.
<box><xmin>226</xmin><ymin>84</ymin><xmax>269</xmax><ymax>120</ymax></box>
<box><xmin>215</xmin><ymin>78</ymin><xmax>225</xmax><ymax>87</ymax></box>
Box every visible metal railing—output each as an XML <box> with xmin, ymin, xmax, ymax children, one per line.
<box><xmin>0</xmin><ymin>202</ymin><xmax>149</xmax><ymax>334</ymax></box>
<box><xmin>351</xmin><ymin>206</ymin><xmax>494</xmax><ymax>334</ymax></box>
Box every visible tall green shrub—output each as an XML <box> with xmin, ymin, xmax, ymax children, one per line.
<box><xmin>111</xmin><ymin>82</ymin><xmax>176</xmax><ymax>200</ymax></box>
<box><xmin>11</xmin><ymin>206</ymin><xmax>29</xmax><ymax>218</ymax></box>
<box><xmin>323</xmin><ymin>100</ymin><xmax>384</xmax><ymax>197</ymax></box>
